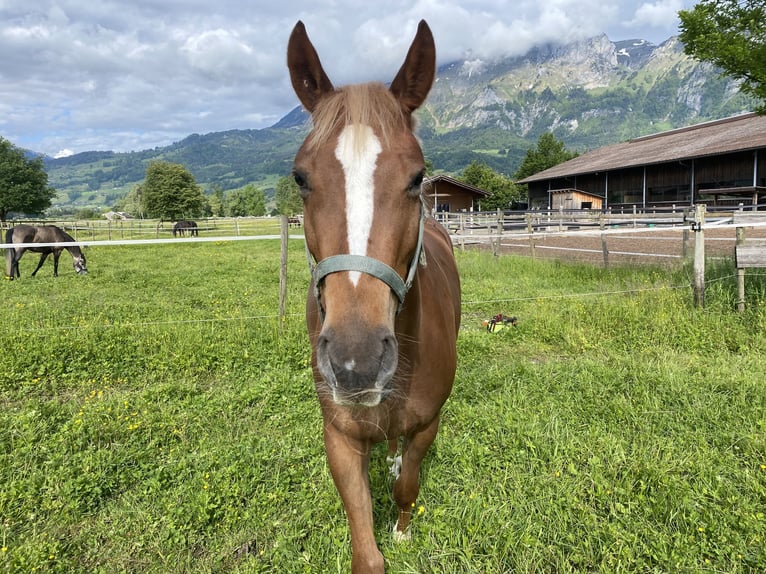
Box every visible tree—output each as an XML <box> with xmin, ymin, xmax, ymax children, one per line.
<box><xmin>208</xmin><ymin>184</ymin><xmax>225</xmax><ymax>217</ymax></box>
<box><xmin>0</xmin><ymin>137</ymin><xmax>56</xmax><ymax>221</ymax></box>
<box><xmin>459</xmin><ymin>160</ymin><xmax>522</xmax><ymax>211</ymax></box>
<box><xmin>514</xmin><ymin>132</ymin><xmax>579</xmax><ymax>181</ymax></box>
<box><xmin>226</xmin><ymin>184</ymin><xmax>266</xmax><ymax>217</ymax></box>
<box><xmin>679</xmin><ymin>0</ymin><xmax>766</xmax><ymax>114</ymax></box>
<box><xmin>142</xmin><ymin>161</ymin><xmax>207</xmax><ymax>220</ymax></box>
<box><xmin>275</xmin><ymin>175</ymin><xmax>302</xmax><ymax>216</ymax></box>
<box><xmin>113</xmin><ymin>184</ymin><xmax>145</xmax><ymax>218</ymax></box>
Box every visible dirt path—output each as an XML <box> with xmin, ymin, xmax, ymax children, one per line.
<box><xmin>455</xmin><ymin>225</ymin><xmax>766</xmax><ymax>267</ymax></box>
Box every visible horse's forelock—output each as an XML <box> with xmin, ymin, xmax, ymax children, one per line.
<box><xmin>306</xmin><ymin>83</ymin><xmax>410</xmax><ymax>152</ymax></box>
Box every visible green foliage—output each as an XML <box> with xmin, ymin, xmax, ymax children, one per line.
<box><xmin>207</xmin><ymin>184</ymin><xmax>225</xmax><ymax>217</ymax></box>
<box><xmin>75</xmin><ymin>208</ymin><xmax>102</xmax><ymax>220</ymax></box>
<box><xmin>459</xmin><ymin>160</ymin><xmax>523</xmax><ymax>210</ymax></box>
<box><xmin>225</xmin><ymin>184</ymin><xmax>266</xmax><ymax>217</ymax></box>
<box><xmin>0</xmin><ymin>244</ymin><xmax>765</xmax><ymax>572</ymax></box>
<box><xmin>142</xmin><ymin>161</ymin><xmax>208</xmax><ymax>220</ymax></box>
<box><xmin>275</xmin><ymin>175</ymin><xmax>302</xmax><ymax>216</ymax></box>
<box><xmin>679</xmin><ymin>0</ymin><xmax>766</xmax><ymax>114</ymax></box>
<box><xmin>0</xmin><ymin>137</ymin><xmax>56</xmax><ymax>221</ymax></box>
<box><xmin>514</xmin><ymin>132</ymin><xmax>579</xmax><ymax>181</ymax></box>
<box><xmin>113</xmin><ymin>184</ymin><xmax>144</xmax><ymax>219</ymax></box>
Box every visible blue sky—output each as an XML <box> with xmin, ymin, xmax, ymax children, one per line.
<box><xmin>0</xmin><ymin>0</ymin><xmax>695</xmax><ymax>157</ymax></box>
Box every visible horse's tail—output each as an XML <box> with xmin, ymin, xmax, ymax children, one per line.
<box><xmin>5</xmin><ymin>227</ymin><xmax>15</xmax><ymax>278</ymax></box>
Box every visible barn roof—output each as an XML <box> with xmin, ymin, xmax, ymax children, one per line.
<box><xmin>424</xmin><ymin>174</ymin><xmax>491</xmax><ymax>197</ymax></box>
<box><xmin>518</xmin><ymin>112</ymin><xmax>766</xmax><ymax>184</ymax></box>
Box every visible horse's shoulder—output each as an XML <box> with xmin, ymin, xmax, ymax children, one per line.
<box><xmin>423</xmin><ymin>218</ymin><xmax>452</xmax><ymax>248</ymax></box>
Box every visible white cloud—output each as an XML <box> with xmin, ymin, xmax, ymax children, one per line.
<box><xmin>626</xmin><ymin>0</ymin><xmax>684</xmax><ymax>28</ymax></box>
<box><xmin>0</xmin><ymin>0</ymin><xmax>696</xmax><ymax>156</ymax></box>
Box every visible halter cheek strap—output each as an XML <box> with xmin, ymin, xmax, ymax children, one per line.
<box><xmin>307</xmin><ymin>199</ymin><xmax>427</xmax><ymax>317</ymax></box>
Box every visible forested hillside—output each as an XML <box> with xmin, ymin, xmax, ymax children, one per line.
<box><xmin>43</xmin><ymin>34</ymin><xmax>754</xmax><ymax>213</ymax></box>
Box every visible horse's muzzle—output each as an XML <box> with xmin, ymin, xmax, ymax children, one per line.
<box><xmin>316</xmin><ymin>325</ymin><xmax>398</xmax><ymax>407</ymax></box>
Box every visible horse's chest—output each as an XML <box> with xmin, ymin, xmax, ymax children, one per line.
<box><xmin>322</xmin><ymin>401</ymin><xmax>425</xmax><ymax>443</ymax></box>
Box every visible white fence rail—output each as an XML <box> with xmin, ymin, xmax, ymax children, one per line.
<box><xmin>2</xmin><ymin>210</ymin><xmax>765</xmax><ymax>310</ymax></box>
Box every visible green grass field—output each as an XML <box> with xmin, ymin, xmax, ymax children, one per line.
<box><xmin>1</xmin><ymin>240</ymin><xmax>765</xmax><ymax>573</ymax></box>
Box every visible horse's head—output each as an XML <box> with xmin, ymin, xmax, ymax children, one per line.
<box><xmin>73</xmin><ymin>252</ymin><xmax>87</xmax><ymax>275</ymax></box>
<box><xmin>288</xmin><ymin>20</ymin><xmax>435</xmax><ymax>407</ymax></box>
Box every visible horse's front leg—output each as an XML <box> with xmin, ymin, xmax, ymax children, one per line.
<box><xmin>31</xmin><ymin>252</ymin><xmax>50</xmax><ymax>277</ymax></box>
<box><xmin>8</xmin><ymin>249</ymin><xmax>22</xmax><ymax>278</ymax></box>
<box><xmin>393</xmin><ymin>415</ymin><xmax>440</xmax><ymax>540</ymax></box>
<box><xmin>52</xmin><ymin>251</ymin><xmax>61</xmax><ymax>276</ymax></box>
<box><xmin>323</xmin><ymin>424</ymin><xmax>384</xmax><ymax>574</ymax></box>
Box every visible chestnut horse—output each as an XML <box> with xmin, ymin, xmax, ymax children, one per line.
<box><xmin>288</xmin><ymin>20</ymin><xmax>460</xmax><ymax>572</ymax></box>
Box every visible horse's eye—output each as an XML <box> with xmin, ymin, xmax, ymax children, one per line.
<box><xmin>293</xmin><ymin>170</ymin><xmax>308</xmax><ymax>190</ymax></box>
<box><xmin>407</xmin><ymin>170</ymin><xmax>425</xmax><ymax>196</ymax></box>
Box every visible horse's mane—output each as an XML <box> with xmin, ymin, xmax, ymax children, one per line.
<box><xmin>306</xmin><ymin>83</ymin><xmax>411</xmax><ymax>152</ymax></box>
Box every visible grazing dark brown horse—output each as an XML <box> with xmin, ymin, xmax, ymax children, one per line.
<box><xmin>173</xmin><ymin>220</ymin><xmax>198</xmax><ymax>237</ymax></box>
<box><xmin>5</xmin><ymin>224</ymin><xmax>88</xmax><ymax>279</ymax></box>
<box><xmin>288</xmin><ymin>20</ymin><xmax>460</xmax><ymax>573</ymax></box>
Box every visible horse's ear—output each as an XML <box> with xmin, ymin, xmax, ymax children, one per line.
<box><xmin>287</xmin><ymin>21</ymin><xmax>335</xmax><ymax>113</ymax></box>
<box><xmin>389</xmin><ymin>20</ymin><xmax>436</xmax><ymax>114</ymax></box>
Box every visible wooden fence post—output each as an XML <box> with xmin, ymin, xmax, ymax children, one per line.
<box><xmin>279</xmin><ymin>215</ymin><xmax>288</xmax><ymax>324</ymax></box>
<box><xmin>736</xmin><ymin>226</ymin><xmax>746</xmax><ymax>313</ymax></box>
<box><xmin>526</xmin><ymin>213</ymin><xmax>535</xmax><ymax>258</ymax></box>
<box><xmin>459</xmin><ymin>213</ymin><xmax>465</xmax><ymax>251</ymax></box>
<box><xmin>600</xmin><ymin>213</ymin><xmax>609</xmax><ymax>267</ymax></box>
<box><xmin>693</xmin><ymin>204</ymin><xmax>706</xmax><ymax>308</ymax></box>
<box><xmin>494</xmin><ymin>208</ymin><xmax>502</xmax><ymax>257</ymax></box>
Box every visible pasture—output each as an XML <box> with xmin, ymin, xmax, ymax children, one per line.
<box><xmin>1</xmin><ymin>239</ymin><xmax>765</xmax><ymax>573</ymax></box>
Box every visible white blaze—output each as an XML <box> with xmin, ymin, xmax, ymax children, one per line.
<box><xmin>334</xmin><ymin>124</ymin><xmax>381</xmax><ymax>286</ymax></box>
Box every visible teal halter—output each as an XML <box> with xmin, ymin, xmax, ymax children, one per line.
<box><xmin>308</xmin><ymin>199</ymin><xmax>427</xmax><ymax>317</ymax></box>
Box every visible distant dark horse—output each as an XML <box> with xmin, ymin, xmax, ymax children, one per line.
<box><xmin>173</xmin><ymin>220</ymin><xmax>198</xmax><ymax>237</ymax></box>
<box><xmin>5</xmin><ymin>224</ymin><xmax>88</xmax><ymax>279</ymax></box>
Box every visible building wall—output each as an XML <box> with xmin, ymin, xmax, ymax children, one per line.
<box><xmin>527</xmin><ymin>147</ymin><xmax>766</xmax><ymax>209</ymax></box>
<box><xmin>550</xmin><ymin>191</ymin><xmax>603</xmax><ymax>210</ymax></box>
<box><xmin>424</xmin><ymin>180</ymin><xmax>482</xmax><ymax>212</ymax></box>
<box><xmin>695</xmin><ymin>151</ymin><xmax>755</xmax><ymax>188</ymax></box>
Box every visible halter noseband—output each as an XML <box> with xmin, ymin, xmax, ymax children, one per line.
<box><xmin>307</xmin><ymin>199</ymin><xmax>427</xmax><ymax>317</ymax></box>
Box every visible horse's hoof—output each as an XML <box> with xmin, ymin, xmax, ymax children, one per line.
<box><xmin>392</xmin><ymin>521</ymin><xmax>411</xmax><ymax>542</ymax></box>
<box><xmin>388</xmin><ymin>455</ymin><xmax>402</xmax><ymax>478</ymax></box>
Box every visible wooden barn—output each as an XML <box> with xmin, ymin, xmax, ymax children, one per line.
<box><xmin>549</xmin><ymin>188</ymin><xmax>603</xmax><ymax>210</ymax></box>
<box><xmin>423</xmin><ymin>175</ymin><xmax>491</xmax><ymax>213</ymax></box>
<box><xmin>518</xmin><ymin>113</ymin><xmax>766</xmax><ymax>211</ymax></box>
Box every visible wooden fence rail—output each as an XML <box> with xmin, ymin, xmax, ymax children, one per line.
<box><xmin>735</xmin><ymin>213</ymin><xmax>766</xmax><ymax>312</ymax></box>
<box><xmin>3</xmin><ymin>209</ymin><xmax>765</xmax><ymax>309</ymax></box>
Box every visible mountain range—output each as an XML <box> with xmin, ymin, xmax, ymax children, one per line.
<box><xmin>43</xmin><ymin>34</ymin><xmax>755</xmax><ymax>214</ymax></box>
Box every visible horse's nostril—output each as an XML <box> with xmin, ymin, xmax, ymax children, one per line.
<box><xmin>316</xmin><ymin>327</ymin><xmax>399</xmax><ymax>404</ymax></box>
<box><xmin>378</xmin><ymin>334</ymin><xmax>398</xmax><ymax>381</ymax></box>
